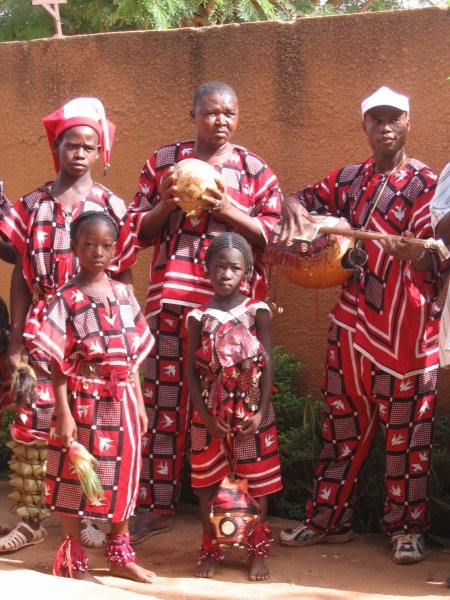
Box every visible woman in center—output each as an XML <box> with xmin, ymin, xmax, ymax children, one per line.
<box><xmin>186</xmin><ymin>232</ymin><xmax>282</xmax><ymax>582</ymax></box>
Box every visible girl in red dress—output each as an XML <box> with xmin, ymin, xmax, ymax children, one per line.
<box><xmin>186</xmin><ymin>232</ymin><xmax>282</xmax><ymax>582</ymax></box>
<box><xmin>35</xmin><ymin>211</ymin><xmax>155</xmax><ymax>584</ymax></box>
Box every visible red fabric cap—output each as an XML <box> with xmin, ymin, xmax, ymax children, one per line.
<box><xmin>42</xmin><ymin>97</ymin><xmax>116</xmax><ymax>172</ymax></box>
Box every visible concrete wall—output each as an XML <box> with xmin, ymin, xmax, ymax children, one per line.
<box><xmin>0</xmin><ymin>8</ymin><xmax>449</xmax><ymax>405</ymax></box>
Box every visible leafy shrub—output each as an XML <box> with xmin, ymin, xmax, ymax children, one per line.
<box><xmin>0</xmin><ymin>410</ymin><xmax>14</xmax><ymax>479</ymax></box>
<box><xmin>270</xmin><ymin>345</ymin><xmax>322</xmax><ymax>520</ymax></box>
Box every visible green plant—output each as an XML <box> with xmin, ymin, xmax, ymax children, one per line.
<box><xmin>270</xmin><ymin>345</ymin><xmax>323</xmax><ymax>520</ymax></box>
<box><xmin>0</xmin><ymin>409</ymin><xmax>14</xmax><ymax>479</ymax></box>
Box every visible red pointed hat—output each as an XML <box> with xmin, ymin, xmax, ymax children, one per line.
<box><xmin>42</xmin><ymin>97</ymin><xmax>116</xmax><ymax>172</ymax></box>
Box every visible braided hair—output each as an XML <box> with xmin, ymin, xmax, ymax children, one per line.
<box><xmin>205</xmin><ymin>232</ymin><xmax>254</xmax><ymax>280</ymax></box>
<box><xmin>70</xmin><ymin>210</ymin><xmax>119</xmax><ymax>242</ymax></box>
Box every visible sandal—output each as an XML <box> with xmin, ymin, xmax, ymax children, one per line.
<box><xmin>80</xmin><ymin>519</ymin><xmax>106</xmax><ymax>549</ymax></box>
<box><xmin>130</xmin><ymin>520</ymin><xmax>174</xmax><ymax>545</ymax></box>
<box><xmin>0</xmin><ymin>521</ymin><xmax>47</xmax><ymax>552</ymax></box>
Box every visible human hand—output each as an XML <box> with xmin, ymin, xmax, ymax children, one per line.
<box><xmin>202</xmin><ymin>176</ymin><xmax>229</xmax><ymax>215</ymax></box>
<box><xmin>237</xmin><ymin>413</ymin><xmax>262</xmax><ymax>440</ymax></box>
<box><xmin>138</xmin><ymin>405</ymin><xmax>148</xmax><ymax>436</ymax></box>
<box><xmin>380</xmin><ymin>231</ymin><xmax>425</xmax><ymax>262</ymax></box>
<box><xmin>159</xmin><ymin>167</ymin><xmax>181</xmax><ymax>211</ymax></box>
<box><xmin>278</xmin><ymin>196</ymin><xmax>316</xmax><ymax>246</ymax></box>
<box><xmin>55</xmin><ymin>411</ymin><xmax>78</xmax><ymax>448</ymax></box>
<box><xmin>205</xmin><ymin>414</ymin><xmax>231</xmax><ymax>439</ymax></box>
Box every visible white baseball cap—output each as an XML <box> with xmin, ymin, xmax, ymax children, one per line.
<box><xmin>361</xmin><ymin>86</ymin><xmax>409</xmax><ymax>117</ymax></box>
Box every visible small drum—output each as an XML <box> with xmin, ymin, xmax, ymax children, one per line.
<box><xmin>264</xmin><ymin>215</ymin><xmax>354</xmax><ymax>289</ymax></box>
<box><xmin>209</xmin><ymin>475</ymin><xmax>260</xmax><ymax>547</ymax></box>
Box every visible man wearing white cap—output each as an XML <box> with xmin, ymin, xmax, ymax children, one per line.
<box><xmin>278</xmin><ymin>86</ymin><xmax>441</xmax><ymax>564</ymax></box>
<box><xmin>0</xmin><ymin>97</ymin><xmax>136</xmax><ymax>554</ymax></box>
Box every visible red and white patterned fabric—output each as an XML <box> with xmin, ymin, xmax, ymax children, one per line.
<box><xmin>291</xmin><ymin>156</ymin><xmax>440</xmax><ymax>536</ymax></box>
<box><xmin>306</xmin><ymin>323</ymin><xmax>437</xmax><ymax>536</ymax></box>
<box><xmin>0</xmin><ymin>183</ymin><xmax>136</xmax><ymax>443</ymax></box>
<box><xmin>128</xmin><ymin>140</ymin><xmax>282</xmax><ymax>316</ymax></box>
<box><xmin>137</xmin><ymin>303</ymin><xmax>191</xmax><ymax>515</ymax></box>
<box><xmin>187</xmin><ymin>299</ymin><xmax>282</xmax><ymax>497</ymax></box>
<box><xmin>128</xmin><ymin>142</ymin><xmax>282</xmax><ymax>515</ymax></box>
<box><xmin>34</xmin><ymin>279</ymin><xmax>153</xmax><ymax>522</ymax></box>
<box><xmin>292</xmin><ymin>157</ymin><xmax>440</xmax><ymax>378</ymax></box>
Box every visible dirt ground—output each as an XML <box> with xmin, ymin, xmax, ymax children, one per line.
<box><xmin>0</xmin><ymin>481</ymin><xmax>449</xmax><ymax>600</ymax></box>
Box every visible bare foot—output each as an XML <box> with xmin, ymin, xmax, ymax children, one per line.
<box><xmin>129</xmin><ymin>513</ymin><xmax>173</xmax><ymax>544</ymax></box>
<box><xmin>195</xmin><ymin>555</ymin><xmax>216</xmax><ymax>578</ymax></box>
<box><xmin>109</xmin><ymin>561</ymin><xmax>156</xmax><ymax>583</ymax></box>
<box><xmin>72</xmin><ymin>571</ymin><xmax>102</xmax><ymax>584</ymax></box>
<box><xmin>249</xmin><ymin>557</ymin><xmax>270</xmax><ymax>581</ymax></box>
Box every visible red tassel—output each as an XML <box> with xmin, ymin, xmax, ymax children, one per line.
<box><xmin>53</xmin><ymin>536</ymin><xmax>88</xmax><ymax>577</ymax></box>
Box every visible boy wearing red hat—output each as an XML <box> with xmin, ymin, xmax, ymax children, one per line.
<box><xmin>0</xmin><ymin>97</ymin><xmax>136</xmax><ymax>554</ymax></box>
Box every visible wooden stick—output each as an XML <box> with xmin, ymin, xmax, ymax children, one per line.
<box><xmin>317</xmin><ymin>226</ymin><xmax>450</xmax><ymax>260</ymax></box>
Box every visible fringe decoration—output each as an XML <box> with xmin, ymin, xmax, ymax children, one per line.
<box><xmin>53</xmin><ymin>536</ymin><xmax>88</xmax><ymax>577</ymax></box>
<box><xmin>105</xmin><ymin>533</ymin><xmax>136</xmax><ymax>566</ymax></box>
<box><xmin>67</xmin><ymin>441</ymin><xmax>105</xmax><ymax>503</ymax></box>
<box><xmin>245</xmin><ymin>522</ymin><xmax>273</xmax><ymax>560</ymax></box>
<box><xmin>198</xmin><ymin>532</ymin><xmax>225</xmax><ymax>565</ymax></box>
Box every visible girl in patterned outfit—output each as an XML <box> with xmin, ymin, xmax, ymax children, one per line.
<box><xmin>186</xmin><ymin>232</ymin><xmax>282</xmax><ymax>582</ymax></box>
<box><xmin>34</xmin><ymin>211</ymin><xmax>155</xmax><ymax>583</ymax></box>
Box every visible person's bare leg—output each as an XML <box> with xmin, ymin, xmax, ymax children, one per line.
<box><xmin>57</xmin><ymin>515</ymin><xmax>100</xmax><ymax>584</ymax></box>
<box><xmin>196</xmin><ymin>486</ymin><xmax>223</xmax><ymax>578</ymax></box>
<box><xmin>248</xmin><ymin>496</ymin><xmax>271</xmax><ymax>582</ymax></box>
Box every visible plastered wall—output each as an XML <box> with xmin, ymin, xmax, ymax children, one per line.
<box><xmin>0</xmin><ymin>8</ymin><xmax>449</xmax><ymax>405</ymax></box>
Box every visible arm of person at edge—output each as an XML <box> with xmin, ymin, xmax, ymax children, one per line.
<box><xmin>431</xmin><ymin>162</ymin><xmax>450</xmax><ymax>246</ymax></box>
<box><xmin>137</xmin><ymin>167</ymin><xmax>269</xmax><ymax>250</ymax></box>
<box><xmin>186</xmin><ymin>315</ymin><xmax>231</xmax><ymax>439</ymax></box>
<box><xmin>434</xmin><ymin>215</ymin><xmax>450</xmax><ymax>247</ymax></box>
<box><xmin>7</xmin><ymin>253</ymin><xmax>32</xmax><ymax>375</ymax></box>
<box><xmin>237</xmin><ymin>307</ymin><xmax>274</xmax><ymax>441</ymax></box>
<box><xmin>51</xmin><ymin>357</ymin><xmax>77</xmax><ymax>448</ymax></box>
<box><xmin>134</xmin><ymin>369</ymin><xmax>148</xmax><ymax>437</ymax></box>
